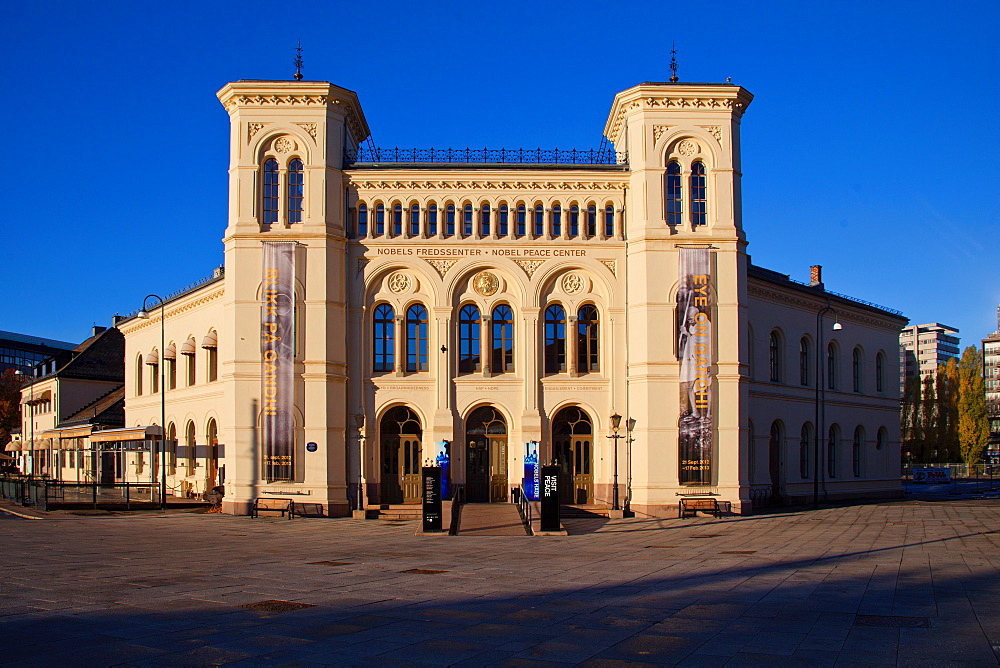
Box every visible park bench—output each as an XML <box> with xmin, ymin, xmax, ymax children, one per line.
<box><xmin>252</xmin><ymin>497</ymin><xmax>294</xmax><ymax>518</ymax></box>
<box><xmin>679</xmin><ymin>497</ymin><xmax>721</xmax><ymax>519</ymax></box>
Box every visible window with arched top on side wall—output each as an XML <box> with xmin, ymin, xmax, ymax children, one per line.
<box><xmin>799</xmin><ymin>337</ymin><xmax>810</xmax><ymax>386</ymax></box>
<box><xmin>462</xmin><ymin>203</ymin><xmax>474</xmax><ymax>237</ymax></box>
<box><xmin>876</xmin><ymin>426</ymin><xmax>887</xmax><ymax>451</ymax></box>
<box><xmin>167</xmin><ymin>422</ymin><xmax>177</xmax><ymax>474</ymax></box>
<box><xmin>586</xmin><ymin>204</ymin><xmax>597</xmax><ymax>237</ymax></box>
<box><xmin>427</xmin><ymin>203</ymin><xmax>438</xmax><ymax>236</ymax></box>
<box><xmin>876</xmin><ymin>352</ymin><xmax>886</xmax><ymax>393</ymax></box>
<box><xmin>853</xmin><ymin>425</ymin><xmax>865</xmax><ymax>477</ymax></box>
<box><xmin>373</xmin><ymin>304</ymin><xmax>395</xmax><ymax>373</ymax></box>
<box><xmin>827</xmin><ymin>342</ymin><xmax>838</xmax><ymax>390</ymax></box>
<box><xmin>204</xmin><ymin>333</ymin><xmax>218</xmax><ymax>382</ymax></box>
<box><xmin>551</xmin><ymin>204</ymin><xmax>562</xmax><ymax>237</ymax></box>
<box><xmin>769</xmin><ymin>331</ymin><xmax>782</xmax><ymax>382</ymax></box>
<box><xmin>391</xmin><ymin>203</ymin><xmax>403</xmax><ymax>237</ymax></box>
<box><xmin>690</xmin><ymin>161</ymin><xmax>707</xmax><ymax>226</ymax></box>
<box><xmin>665</xmin><ymin>161</ymin><xmax>682</xmax><ymax>226</ymax></box>
<box><xmin>828</xmin><ymin>423</ymin><xmax>839</xmax><ymax>478</ymax></box>
<box><xmin>544</xmin><ymin>304</ymin><xmax>567</xmax><ymax>374</ymax></box>
<box><xmin>747</xmin><ymin>325</ymin><xmax>755</xmax><ymax>379</ymax></box>
<box><xmin>491</xmin><ymin>304</ymin><xmax>514</xmax><ymax>373</ymax></box>
<box><xmin>185</xmin><ymin>420</ymin><xmax>196</xmax><ymax>471</ymax></box>
<box><xmin>406</xmin><ymin>304</ymin><xmax>428</xmax><ymax>373</ymax></box>
<box><xmin>445</xmin><ymin>203</ymin><xmax>456</xmax><ymax>237</ymax></box>
<box><xmin>569</xmin><ymin>205</ymin><xmax>580</xmax><ymax>237</ymax></box>
<box><xmin>479</xmin><ymin>203</ymin><xmax>491</xmax><ymax>237</ymax></box>
<box><xmin>357</xmin><ymin>203</ymin><xmax>368</xmax><ymax>237</ymax></box>
<box><xmin>604</xmin><ymin>204</ymin><xmax>615</xmax><ymax>237</ymax></box>
<box><xmin>374</xmin><ymin>203</ymin><xmax>385</xmax><ymax>236</ymax></box>
<box><xmin>533</xmin><ymin>204</ymin><xmax>545</xmax><ymax>237</ymax></box>
<box><xmin>516</xmin><ymin>204</ymin><xmax>526</xmax><ymax>237</ymax></box>
<box><xmin>498</xmin><ymin>203</ymin><xmax>509</xmax><ymax>237</ymax></box>
<box><xmin>577</xmin><ymin>305</ymin><xmax>600</xmax><ymax>373</ymax></box>
<box><xmin>852</xmin><ymin>347</ymin><xmax>863</xmax><ymax>393</ymax></box>
<box><xmin>262</xmin><ymin>158</ymin><xmax>279</xmax><ymax>225</ymax></box>
<box><xmin>800</xmin><ymin>423</ymin><xmax>812</xmax><ymax>479</ymax></box>
<box><xmin>136</xmin><ymin>355</ymin><xmax>144</xmax><ymax>396</ymax></box>
<box><xmin>287</xmin><ymin>159</ymin><xmax>303</xmax><ymax>223</ymax></box>
<box><xmin>409</xmin><ymin>203</ymin><xmax>420</xmax><ymax>237</ymax></box>
<box><xmin>458</xmin><ymin>304</ymin><xmax>481</xmax><ymax>374</ymax></box>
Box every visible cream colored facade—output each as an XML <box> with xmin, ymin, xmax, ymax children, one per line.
<box><xmin>117</xmin><ymin>77</ymin><xmax>906</xmax><ymax>516</ymax></box>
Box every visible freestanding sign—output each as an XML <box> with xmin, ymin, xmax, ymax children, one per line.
<box><xmin>540</xmin><ymin>465</ymin><xmax>560</xmax><ymax>531</ymax></box>
<box><xmin>261</xmin><ymin>241</ymin><xmax>296</xmax><ymax>481</ymax></box>
<box><xmin>422</xmin><ymin>466</ymin><xmax>442</xmax><ymax>532</ymax></box>
<box><xmin>677</xmin><ymin>247</ymin><xmax>713</xmax><ymax>485</ymax></box>
<box><xmin>434</xmin><ymin>441</ymin><xmax>450</xmax><ymax>499</ymax></box>
<box><xmin>523</xmin><ymin>442</ymin><xmax>540</xmax><ymax>501</ymax></box>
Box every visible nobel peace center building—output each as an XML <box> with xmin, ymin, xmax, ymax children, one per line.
<box><xmin>119</xmin><ymin>75</ymin><xmax>907</xmax><ymax>517</ymax></box>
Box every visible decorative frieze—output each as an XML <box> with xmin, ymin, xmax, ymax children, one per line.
<box><xmin>513</xmin><ymin>259</ymin><xmax>545</xmax><ymax>277</ymax></box>
<box><xmin>422</xmin><ymin>258</ymin><xmax>457</xmax><ymax>278</ymax></box>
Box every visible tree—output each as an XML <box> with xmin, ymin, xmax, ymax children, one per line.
<box><xmin>900</xmin><ymin>373</ymin><xmax>922</xmax><ymax>463</ymax></box>
<box><xmin>920</xmin><ymin>374</ymin><xmax>937</xmax><ymax>460</ymax></box>
<box><xmin>935</xmin><ymin>357</ymin><xmax>960</xmax><ymax>461</ymax></box>
<box><xmin>957</xmin><ymin>346</ymin><xmax>990</xmax><ymax>467</ymax></box>
<box><xmin>0</xmin><ymin>369</ymin><xmax>24</xmax><ymax>447</ymax></box>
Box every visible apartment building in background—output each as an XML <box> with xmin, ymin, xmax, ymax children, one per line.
<box><xmin>899</xmin><ymin>323</ymin><xmax>960</xmax><ymax>392</ymax></box>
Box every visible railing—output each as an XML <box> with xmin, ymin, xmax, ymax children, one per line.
<box><xmin>513</xmin><ymin>484</ymin><xmax>533</xmax><ymax>535</ymax></box>
<box><xmin>0</xmin><ymin>476</ymin><xmax>161</xmax><ymax>510</ymax></box>
<box><xmin>346</xmin><ymin>146</ymin><xmax>628</xmax><ymax>166</ymax></box>
<box><xmin>119</xmin><ymin>268</ymin><xmax>225</xmax><ymax>319</ymax></box>
<box><xmin>783</xmin><ymin>276</ymin><xmax>903</xmax><ymax>316</ymax></box>
<box><xmin>748</xmin><ymin>486</ymin><xmax>780</xmax><ymax>510</ymax></box>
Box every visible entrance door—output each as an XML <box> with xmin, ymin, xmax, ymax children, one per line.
<box><xmin>465</xmin><ymin>406</ymin><xmax>508</xmax><ymax>502</ymax></box>
<box><xmin>379</xmin><ymin>407</ymin><xmax>423</xmax><ymax>505</ymax></box>
<box><xmin>552</xmin><ymin>407</ymin><xmax>594</xmax><ymax>504</ymax></box>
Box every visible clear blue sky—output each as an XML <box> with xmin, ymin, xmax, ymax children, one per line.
<box><xmin>3</xmin><ymin>0</ymin><xmax>998</xmax><ymax>348</ymax></box>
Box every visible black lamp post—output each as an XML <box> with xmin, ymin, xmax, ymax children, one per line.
<box><xmin>814</xmin><ymin>304</ymin><xmax>842</xmax><ymax>509</ymax></box>
<box><xmin>137</xmin><ymin>294</ymin><xmax>166</xmax><ymax>509</ymax></box>
<box><xmin>609</xmin><ymin>413</ymin><xmax>623</xmax><ymax>511</ymax></box>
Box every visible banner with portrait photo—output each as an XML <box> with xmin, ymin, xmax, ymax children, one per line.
<box><xmin>261</xmin><ymin>241</ymin><xmax>296</xmax><ymax>481</ymax></box>
<box><xmin>676</xmin><ymin>248</ymin><xmax>713</xmax><ymax>485</ymax></box>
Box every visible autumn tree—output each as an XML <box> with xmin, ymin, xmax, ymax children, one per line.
<box><xmin>935</xmin><ymin>357</ymin><xmax>960</xmax><ymax>461</ymax></box>
<box><xmin>957</xmin><ymin>346</ymin><xmax>989</xmax><ymax>466</ymax></box>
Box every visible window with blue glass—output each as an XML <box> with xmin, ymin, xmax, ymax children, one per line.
<box><xmin>604</xmin><ymin>205</ymin><xmax>614</xmax><ymax>237</ymax></box>
<box><xmin>428</xmin><ymin>203</ymin><xmax>438</xmax><ymax>236</ymax></box>
<box><xmin>577</xmin><ymin>305</ymin><xmax>599</xmax><ymax>372</ymax></box>
<box><xmin>516</xmin><ymin>204</ymin><xmax>526</xmax><ymax>237</ymax></box>
<box><xmin>551</xmin><ymin>204</ymin><xmax>562</xmax><ymax>237</ymax></box>
<box><xmin>690</xmin><ymin>161</ymin><xmax>707</xmax><ymax>226</ymax></box>
<box><xmin>263</xmin><ymin>159</ymin><xmax>279</xmax><ymax>225</ymax></box>
<box><xmin>463</xmin><ymin>204</ymin><xmax>474</xmax><ymax>237</ymax></box>
<box><xmin>357</xmin><ymin>203</ymin><xmax>368</xmax><ymax>236</ymax></box>
<box><xmin>498</xmin><ymin>204</ymin><xmax>509</xmax><ymax>237</ymax></box>
<box><xmin>287</xmin><ymin>159</ymin><xmax>303</xmax><ymax>223</ymax></box>
<box><xmin>569</xmin><ymin>205</ymin><xmax>579</xmax><ymax>237</ymax></box>
<box><xmin>446</xmin><ymin>204</ymin><xmax>455</xmax><ymax>237</ymax></box>
<box><xmin>373</xmin><ymin>304</ymin><xmax>395</xmax><ymax>372</ymax></box>
<box><xmin>375</xmin><ymin>203</ymin><xmax>385</xmax><ymax>236</ymax></box>
<box><xmin>480</xmin><ymin>204</ymin><xmax>491</xmax><ymax>237</ymax></box>
<box><xmin>534</xmin><ymin>205</ymin><xmax>544</xmax><ymax>237</ymax></box>
<box><xmin>392</xmin><ymin>203</ymin><xmax>403</xmax><ymax>237</ymax></box>
<box><xmin>409</xmin><ymin>204</ymin><xmax>420</xmax><ymax>236</ymax></box>
<box><xmin>586</xmin><ymin>205</ymin><xmax>597</xmax><ymax>237</ymax></box>
<box><xmin>544</xmin><ymin>304</ymin><xmax>566</xmax><ymax>374</ymax></box>
<box><xmin>459</xmin><ymin>304</ymin><xmax>481</xmax><ymax>373</ymax></box>
<box><xmin>406</xmin><ymin>304</ymin><xmax>428</xmax><ymax>372</ymax></box>
<box><xmin>491</xmin><ymin>304</ymin><xmax>514</xmax><ymax>373</ymax></box>
<box><xmin>666</xmin><ymin>161</ymin><xmax>682</xmax><ymax>225</ymax></box>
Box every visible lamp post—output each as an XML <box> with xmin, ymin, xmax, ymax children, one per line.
<box><xmin>137</xmin><ymin>294</ymin><xmax>166</xmax><ymax>509</ymax></box>
<box><xmin>626</xmin><ymin>418</ymin><xmax>636</xmax><ymax>512</ymax></box>
<box><xmin>14</xmin><ymin>369</ymin><xmax>33</xmax><ymax>479</ymax></box>
<box><xmin>814</xmin><ymin>304</ymin><xmax>842</xmax><ymax>509</ymax></box>
<box><xmin>608</xmin><ymin>413</ymin><xmax>623</xmax><ymax>511</ymax></box>
<box><xmin>354</xmin><ymin>413</ymin><xmax>366</xmax><ymax>512</ymax></box>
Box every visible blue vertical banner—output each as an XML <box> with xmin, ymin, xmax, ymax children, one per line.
<box><xmin>434</xmin><ymin>441</ymin><xmax>450</xmax><ymax>499</ymax></box>
<box><xmin>524</xmin><ymin>441</ymin><xmax>540</xmax><ymax>501</ymax></box>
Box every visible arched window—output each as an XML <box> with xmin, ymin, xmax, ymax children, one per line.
<box><xmin>148</xmin><ymin>352</ymin><xmax>159</xmax><ymax>394</ymax></box>
<box><xmin>409</xmin><ymin>203</ymin><xmax>420</xmax><ymax>237</ymax></box>
<box><xmin>480</xmin><ymin>203</ymin><xmax>491</xmax><ymax>237</ymax></box>
<box><xmin>544</xmin><ymin>304</ymin><xmax>567</xmax><ymax>374</ymax></box>
<box><xmin>165</xmin><ymin>344</ymin><xmax>177</xmax><ymax>390</ymax></box>
<box><xmin>459</xmin><ymin>304</ymin><xmax>481</xmax><ymax>373</ymax></box>
<box><xmin>690</xmin><ymin>161</ymin><xmax>707</xmax><ymax>226</ymax></box>
<box><xmin>287</xmin><ymin>159</ymin><xmax>303</xmax><ymax>223</ymax></box>
<box><xmin>827</xmin><ymin>343</ymin><xmax>838</xmax><ymax>390</ymax></box>
<box><xmin>374</xmin><ymin>203</ymin><xmax>385</xmax><ymax>236</ymax></box>
<box><xmin>498</xmin><ymin>204</ymin><xmax>509</xmax><ymax>237</ymax></box>
<box><xmin>405</xmin><ymin>304</ymin><xmax>428</xmax><ymax>372</ymax></box>
<box><xmin>800</xmin><ymin>423</ymin><xmax>812</xmax><ymax>479</ymax></box>
<box><xmin>853</xmin><ymin>347</ymin><xmax>863</xmax><ymax>392</ymax></box>
<box><xmin>427</xmin><ymin>203</ymin><xmax>438</xmax><ymax>236</ymax></box>
<box><xmin>516</xmin><ymin>204</ymin><xmax>526</xmax><ymax>237</ymax></box>
<box><xmin>357</xmin><ymin>203</ymin><xmax>368</xmax><ymax>236</ymax></box>
<box><xmin>578</xmin><ymin>305</ymin><xmax>600</xmax><ymax>373</ymax></box>
<box><xmin>551</xmin><ymin>204</ymin><xmax>562</xmax><ymax>237</ymax></box>
<box><xmin>373</xmin><ymin>304</ymin><xmax>395</xmax><ymax>373</ymax></box>
<box><xmin>876</xmin><ymin>427</ymin><xmax>887</xmax><ymax>450</ymax></box>
<box><xmin>665</xmin><ymin>161</ymin><xmax>682</xmax><ymax>226</ymax></box>
<box><xmin>392</xmin><ymin>203</ymin><xmax>403</xmax><ymax>237</ymax></box>
<box><xmin>533</xmin><ymin>204</ymin><xmax>544</xmax><ymax>237</ymax></box>
<box><xmin>136</xmin><ymin>354</ymin><xmax>143</xmax><ymax>396</ymax></box>
<box><xmin>853</xmin><ymin>426</ymin><xmax>864</xmax><ymax>477</ymax></box>
<box><xmin>769</xmin><ymin>331</ymin><xmax>782</xmax><ymax>382</ymax></box>
<box><xmin>463</xmin><ymin>204</ymin><xmax>473</xmax><ymax>237</ymax></box>
<box><xmin>205</xmin><ymin>334</ymin><xmax>218</xmax><ymax>382</ymax></box>
<box><xmin>604</xmin><ymin>204</ymin><xmax>615</xmax><ymax>237</ymax></box>
<box><xmin>800</xmin><ymin>338</ymin><xmax>810</xmax><ymax>386</ymax></box>
<box><xmin>828</xmin><ymin>424</ymin><xmax>839</xmax><ymax>478</ymax></box>
<box><xmin>586</xmin><ymin>204</ymin><xmax>597</xmax><ymax>237</ymax></box>
<box><xmin>876</xmin><ymin>352</ymin><xmax>885</xmax><ymax>393</ymax></box>
<box><xmin>747</xmin><ymin>325</ymin><xmax>755</xmax><ymax>379</ymax></box>
<box><xmin>182</xmin><ymin>340</ymin><xmax>196</xmax><ymax>386</ymax></box>
<box><xmin>262</xmin><ymin>158</ymin><xmax>279</xmax><ymax>225</ymax></box>
<box><xmin>569</xmin><ymin>205</ymin><xmax>580</xmax><ymax>237</ymax></box>
<box><xmin>185</xmin><ymin>420</ymin><xmax>196</xmax><ymax>472</ymax></box>
<box><xmin>166</xmin><ymin>422</ymin><xmax>177</xmax><ymax>474</ymax></box>
<box><xmin>446</xmin><ymin>203</ymin><xmax>456</xmax><ymax>237</ymax></box>
<box><xmin>491</xmin><ymin>304</ymin><xmax>514</xmax><ymax>373</ymax></box>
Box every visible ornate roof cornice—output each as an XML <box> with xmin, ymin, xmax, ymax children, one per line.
<box><xmin>603</xmin><ymin>84</ymin><xmax>754</xmax><ymax>145</ymax></box>
<box><xmin>346</xmin><ymin>176</ymin><xmax>628</xmax><ymax>193</ymax></box>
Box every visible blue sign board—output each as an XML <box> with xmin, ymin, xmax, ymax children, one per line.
<box><xmin>434</xmin><ymin>441</ymin><xmax>450</xmax><ymax>499</ymax></box>
<box><xmin>306</xmin><ymin>442</ymin><xmax>318</xmax><ymax>453</ymax></box>
<box><xmin>524</xmin><ymin>441</ymin><xmax>540</xmax><ymax>501</ymax></box>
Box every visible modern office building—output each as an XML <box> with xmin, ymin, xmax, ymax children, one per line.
<box><xmin>899</xmin><ymin>323</ymin><xmax>960</xmax><ymax>392</ymax></box>
<box><xmin>94</xmin><ymin>74</ymin><xmax>911</xmax><ymax>516</ymax></box>
<box><xmin>0</xmin><ymin>330</ymin><xmax>76</xmax><ymax>376</ymax></box>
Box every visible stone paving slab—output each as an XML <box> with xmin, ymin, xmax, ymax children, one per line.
<box><xmin>2</xmin><ymin>499</ymin><xmax>1000</xmax><ymax>665</ymax></box>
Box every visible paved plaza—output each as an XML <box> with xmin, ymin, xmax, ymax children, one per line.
<box><xmin>2</xmin><ymin>500</ymin><xmax>1000</xmax><ymax>666</ymax></box>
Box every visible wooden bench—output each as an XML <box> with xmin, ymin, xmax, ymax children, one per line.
<box><xmin>679</xmin><ymin>497</ymin><xmax>721</xmax><ymax>519</ymax></box>
<box><xmin>252</xmin><ymin>497</ymin><xmax>294</xmax><ymax>518</ymax></box>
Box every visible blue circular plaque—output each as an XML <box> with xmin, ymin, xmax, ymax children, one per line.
<box><xmin>306</xmin><ymin>442</ymin><xmax>318</xmax><ymax>452</ymax></box>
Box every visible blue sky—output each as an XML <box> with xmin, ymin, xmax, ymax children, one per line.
<box><xmin>3</xmin><ymin>0</ymin><xmax>998</xmax><ymax>347</ymax></box>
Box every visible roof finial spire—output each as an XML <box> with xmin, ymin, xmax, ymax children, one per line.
<box><xmin>293</xmin><ymin>41</ymin><xmax>304</xmax><ymax>81</ymax></box>
<box><xmin>669</xmin><ymin>41</ymin><xmax>679</xmax><ymax>83</ymax></box>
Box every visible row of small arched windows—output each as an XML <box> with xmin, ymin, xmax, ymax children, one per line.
<box><xmin>135</xmin><ymin>335</ymin><xmax>218</xmax><ymax>397</ymax></box>
<box><xmin>262</xmin><ymin>158</ymin><xmax>304</xmax><ymax>225</ymax></box>
<box><xmin>665</xmin><ymin>160</ymin><xmax>707</xmax><ymax>227</ymax></box>
<box><xmin>373</xmin><ymin>302</ymin><xmax>600</xmax><ymax>375</ymax></box>
<box><xmin>753</xmin><ymin>421</ymin><xmax>887</xmax><ymax>481</ymax></box>
<box><xmin>758</xmin><ymin>331</ymin><xmax>887</xmax><ymax>394</ymax></box>
<box><xmin>352</xmin><ymin>202</ymin><xmax>617</xmax><ymax>239</ymax></box>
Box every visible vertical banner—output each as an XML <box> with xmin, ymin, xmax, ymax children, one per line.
<box><xmin>523</xmin><ymin>441</ymin><xmax>540</xmax><ymax>501</ymax></box>
<box><xmin>422</xmin><ymin>466</ymin><xmax>443</xmax><ymax>532</ymax></box>
<box><xmin>261</xmin><ymin>241</ymin><xmax>296</xmax><ymax>481</ymax></box>
<box><xmin>434</xmin><ymin>441</ymin><xmax>450</xmax><ymax>499</ymax></box>
<box><xmin>677</xmin><ymin>248</ymin><xmax>713</xmax><ymax>485</ymax></box>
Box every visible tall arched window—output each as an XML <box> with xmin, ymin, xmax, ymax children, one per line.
<box><xmin>800</xmin><ymin>423</ymin><xmax>812</xmax><ymax>479</ymax></box>
<box><xmin>185</xmin><ymin>420</ymin><xmax>196</xmax><ymax>472</ymax></box>
<box><xmin>769</xmin><ymin>331</ymin><xmax>782</xmax><ymax>382</ymax></box>
<box><xmin>586</xmin><ymin>204</ymin><xmax>597</xmax><ymax>237</ymax></box>
<box><xmin>800</xmin><ymin>338</ymin><xmax>810</xmax><ymax>386</ymax></box>
<box><xmin>409</xmin><ymin>204</ymin><xmax>420</xmax><ymax>236</ymax></box>
<box><xmin>373</xmin><ymin>304</ymin><xmax>395</xmax><ymax>373</ymax></box>
<box><xmin>551</xmin><ymin>204</ymin><xmax>562</xmax><ymax>237</ymax></box>
<box><xmin>544</xmin><ymin>304</ymin><xmax>567</xmax><ymax>374</ymax></box>
<box><xmin>406</xmin><ymin>304</ymin><xmax>428</xmax><ymax>372</ymax></box>
<box><xmin>828</xmin><ymin>424</ymin><xmax>839</xmax><ymax>478</ymax></box>
<box><xmin>205</xmin><ymin>333</ymin><xmax>218</xmax><ymax>382</ymax></box>
<box><xmin>183</xmin><ymin>341</ymin><xmax>196</xmax><ymax>386</ymax></box>
<box><xmin>569</xmin><ymin>205</ymin><xmax>580</xmax><ymax>237</ymax></box>
<box><xmin>853</xmin><ymin>347</ymin><xmax>863</xmax><ymax>393</ymax></box>
<box><xmin>853</xmin><ymin>426</ymin><xmax>864</xmax><ymax>477</ymax></box>
<box><xmin>357</xmin><ymin>203</ymin><xmax>368</xmax><ymax>236</ymax></box>
<box><xmin>374</xmin><ymin>203</ymin><xmax>385</xmax><ymax>236</ymax></box>
<box><xmin>827</xmin><ymin>342</ymin><xmax>838</xmax><ymax>389</ymax></box>
<box><xmin>445</xmin><ymin>203</ymin><xmax>455</xmax><ymax>237</ymax></box>
<box><xmin>876</xmin><ymin>352</ymin><xmax>885</xmax><ymax>393</ymax></box>
<box><xmin>459</xmin><ymin>304</ymin><xmax>481</xmax><ymax>373</ymax></box>
<box><xmin>262</xmin><ymin>158</ymin><xmax>279</xmax><ymax>225</ymax></box>
<box><xmin>491</xmin><ymin>304</ymin><xmax>514</xmax><ymax>373</ymax></box>
<box><xmin>533</xmin><ymin>204</ymin><xmax>545</xmax><ymax>237</ymax></box>
<box><xmin>876</xmin><ymin>427</ymin><xmax>887</xmax><ymax>451</ymax></box>
<box><xmin>604</xmin><ymin>204</ymin><xmax>615</xmax><ymax>237</ymax></box>
<box><xmin>287</xmin><ymin>159</ymin><xmax>303</xmax><ymax>223</ymax></box>
<box><xmin>463</xmin><ymin>204</ymin><xmax>473</xmax><ymax>237</ymax></box>
<box><xmin>498</xmin><ymin>204</ymin><xmax>509</xmax><ymax>237</ymax></box>
<box><xmin>747</xmin><ymin>325</ymin><xmax>755</xmax><ymax>379</ymax></box>
<box><xmin>480</xmin><ymin>203</ymin><xmax>491</xmax><ymax>237</ymax></box>
<box><xmin>427</xmin><ymin>203</ymin><xmax>438</xmax><ymax>236</ymax></box>
<box><xmin>392</xmin><ymin>203</ymin><xmax>403</xmax><ymax>237</ymax></box>
<box><xmin>516</xmin><ymin>204</ymin><xmax>526</xmax><ymax>237</ymax></box>
<box><xmin>136</xmin><ymin>355</ymin><xmax>143</xmax><ymax>396</ymax></box>
<box><xmin>690</xmin><ymin>161</ymin><xmax>707</xmax><ymax>226</ymax></box>
<box><xmin>578</xmin><ymin>305</ymin><xmax>600</xmax><ymax>373</ymax></box>
<box><xmin>665</xmin><ymin>161</ymin><xmax>682</xmax><ymax>226</ymax></box>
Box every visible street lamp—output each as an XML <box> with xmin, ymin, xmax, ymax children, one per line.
<box><xmin>814</xmin><ymin>304</ymin><xmax>842</xmax><ymax>509</ymax></box>
<box><xmin>137</xmin><ymin>294</ymin><xmax>166</xmax><ymax>509</ymax></box>
<box><xmin>354</xmin><ymin>412</ymin><xmax>366</xmax><ymax>512</ymax></box>
<box><xmin>608</xmin><ymin>413</ymin><xmax>623</xmax><ymax>511</ymax></box>
<box><xmin>14</xmin><ymin>369</ymin><xmax>33</xmax><ymax>479</ymax></box>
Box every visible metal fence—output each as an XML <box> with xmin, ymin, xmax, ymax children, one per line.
<box><xmin>346</xmin><ymin>146</ymin><xmax>628</xmax><ymax>166</ymax></box>
<box><xmin>0</xmin><ymin>477</ymin><xmax>160</xmax><ymax>510</ymax></box>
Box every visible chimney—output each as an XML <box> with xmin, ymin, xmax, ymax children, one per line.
<box><xmin>92</xmin><ymin>325</ymin><xmax>107</xmax><ymax>337</ymax></box>
<box><xmin>809</xmin><ymin>265</ymin><xmax>823</xmax><ymax>288</ymax></box>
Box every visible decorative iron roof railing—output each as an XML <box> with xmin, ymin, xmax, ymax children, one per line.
<box><xmin>346</xmin><ymin>146</ymin><xmax>627</xmax><ymax>166</ymax></box>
